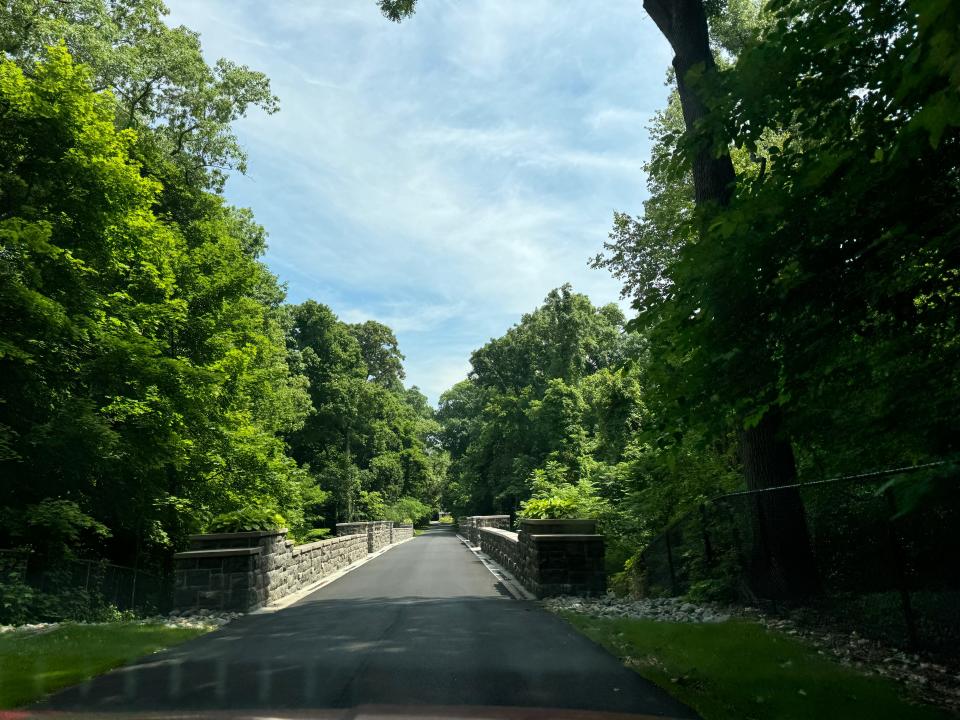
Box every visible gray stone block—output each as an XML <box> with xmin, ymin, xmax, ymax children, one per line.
<box><xmin>184</xmin><ymin>569</ymin><xmax>210</xmax><ymax>587</ymax></box>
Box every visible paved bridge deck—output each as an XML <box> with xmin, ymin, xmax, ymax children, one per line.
<box><xmin>37</xmin><ymin>526</ymin><xmax>695</xmax><ymax>718</ymax></box>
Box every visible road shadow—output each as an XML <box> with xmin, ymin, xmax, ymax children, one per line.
<box><xmin>35</xmin><ymin>594</ymin><xmax>694</xmax><ymax>718</ymax></box>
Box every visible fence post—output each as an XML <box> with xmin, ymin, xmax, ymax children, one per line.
<box><xmin>884</xmin><ymin>488</ymin><xmax>919</xmax><ymax>648</ymax></box>
<box><xmin>130</xmin><ymin>567</ymin><xmax>138</xmax><ymax>610</ymax></box>
<box><xmin>664</xmin><ymin>529</ymin><xmax>679</xmax><ymax>596</ymax></box>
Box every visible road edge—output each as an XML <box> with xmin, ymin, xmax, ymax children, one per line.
<box><xmin>455</xmin><ymin>533</ymin><xmax>536</xmax><ymax>601</ymax></box>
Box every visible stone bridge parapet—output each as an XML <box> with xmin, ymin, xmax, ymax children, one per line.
<box><xmin>459</xmin><ymin>515</ymin><xmax>511</xmax><ymax>546</ymax></box>
<box><xmin>175</xmin><ymin>520</ymin><xmax>411</xmax><ymax>613</ymax></box>
<box><xmin>335</xmin><ymin>520</ymin><xmax>394</xmax><ymax>553</ymax></box>
<box><xmin>463</xmin><ymin>516</ymin><xmax>606</xmax><ymax>598</ymax></box>
<box><xmin>391</xmin><ymin>524</ymin><xmax>414</xmax><ymax>543</ymax></box>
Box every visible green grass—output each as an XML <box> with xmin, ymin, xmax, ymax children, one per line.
<box><xmin>0</xmin><ymin>622</ymin><xmax>208</xmax><ymax>708</ymax></box>
<box><xmin>562</xmin><ymin>614</ymin><xmax>951</xmax><ymax>720</ymax></box>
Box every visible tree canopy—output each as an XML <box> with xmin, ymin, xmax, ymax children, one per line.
<box><xmin>435</xmin><ymin>0</ymin><xmax>959</xmax><ymax>595</ymax></box>
<box><xmin>0</xmin><ymin>2</ymin><xmax>446</xmax><ymax>576</ymax></box>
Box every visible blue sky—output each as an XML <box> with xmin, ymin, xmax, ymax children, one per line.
<box><xmin>164</xmin><ymin>1</ymin><xmax>673</xmax><ymax>403</ymax></box>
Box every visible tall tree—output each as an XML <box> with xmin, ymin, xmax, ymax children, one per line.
<box><xmin>598</xmin><ymin>0</ymin><xmax>959</xmax><ymax>594</ymax></box>
<box><xmin>0</xmin><ymin>1</ymin><xmax>307</xmax><ymax>571</ymax></box>
<box><xmin>640</xmin><ymin>0</ymin><xmax>818</xmax><ymax>598</ymax></box>
<box><xmin>348</xmin><ymin>320</ymin><xmax>406</xmax><ymax>389</ymax></box>
<box><xmin>382</xmin><ymin>0</ymin><xmax>818</xmax><ymax>597</ymax></box>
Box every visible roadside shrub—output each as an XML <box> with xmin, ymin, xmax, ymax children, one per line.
<box><xmin>685</xmin><ymin>578</ymin><xmax>739</xmax><ymax>604</ymax></box>
<box><xmin>0</xmin><ymin>574</ymin><xmax>134</xmax><ymax>625</ymax></box>
<box><xmin>0</xmin><ymin>579</ymin><xmax>35</xmax><ymax>625</ymax></box>
<box><xmin>609</xmin><ymin>552</ymin><xmax>644</xmax><ymax>598</ymax></box>
<box><xmin>2</xmin><ymin>499</ymin><xmax>111</xmax><ymax>562</ymax></box>
<box><xmin>516</xmin><ymin>496</ymin><xmax>580</xmax><ymax>519</ymax></box>
<box><xmin>517</xmin><ymin>470</ymin><xmax>608</xmax><ymax>521</ymax></box>
<box><xmin>354</xmin><ymin>492</ymin><xmax>433</xmax><ymax>525</ymax></box>
<box><xmin>384</xmin><ymin>497</ymin><xmax>432</xmax><ymax>527</ymax></box>
<box><xmin>298</xmin><ymin>528</ymin><xmax>331</xmax><ymax>543</ymax></box>
<box><xmin>207</xmin><ymin>507</ymin><xmax>286</xmax><ymax>533</ymax></box>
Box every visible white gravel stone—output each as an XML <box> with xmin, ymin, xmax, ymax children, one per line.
<box><xmin>0</xmin><ymin>612</ymin><xmax>239</xmax><ymax>634</ymax></box>
<box><xmin>542</xmin><ymin>595</ymin><xmax>730</xmax><ymax>624</ymax></box>
<box><xmin>0</xmin><ymin>622</ymin><xmax>59</xmax><ymax>634</ymax></box>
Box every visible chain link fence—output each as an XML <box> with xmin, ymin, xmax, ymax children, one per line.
<box><xmin>1</xmin><ymin>550</ymin><xmax>168</xmax><ymax>616</ymax></box>
<box><xmin>636</xmin><ymin>461</ymin><xmax>960</xmax><ymax>655</ymax></box>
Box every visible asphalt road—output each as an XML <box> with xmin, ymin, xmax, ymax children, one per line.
<box><xmin>37</xmin><ymin>527</ymin><xmax>696</xmax><ymax>718</ymax></box>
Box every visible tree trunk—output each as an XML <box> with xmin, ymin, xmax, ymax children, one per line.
<box><xmin>643</xmin><ymin>0</ymin><xmax>819</xmax><ymax>598</ymax></box>
<box><xmin>741</xmin><ymin>410</ymin><xmax>820</xmax><ymax>597</ymax></box>
<box><xmin>644</xmin><ymin>0</ymin><xmax>736</xmax><ymax>206</ymax></box>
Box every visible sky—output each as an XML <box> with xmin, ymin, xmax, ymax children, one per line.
<box><xmin>164</xmin><ymin>1</ymin><xmax>674</xmax><ymax>404</ymax></box>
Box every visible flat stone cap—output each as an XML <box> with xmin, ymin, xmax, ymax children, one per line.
<box><xmin>174</xmin><ymin>547</ymin><xmax>261</xmax><ymax>559</ymax></box>
<box><xmin>479</xmin><ymin>527</ymin><xmax>519</xmax><ymax>542</ymax></box>
<box><xmin>188</xmin><ymin>529</ymin><xmax>287</xmax><ymax>541</ymax></box>
<box><xmin>519</xmin><ymin>518</ymin><xmax>598</xmax><ymax>534</ymax></box>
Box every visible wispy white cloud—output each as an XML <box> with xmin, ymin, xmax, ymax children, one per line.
<box><xmin>164</xmin><ymin>0</ymin><xmax>673</xmax><ymax>402</ymax></box>
<box><xmin>586</xmin><ymin>106</ymin><xmax>655</xmax><ymax>130</ymax></box>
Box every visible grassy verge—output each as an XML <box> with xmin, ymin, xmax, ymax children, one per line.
<box><xmin>561</xmin><ymin>614</ymin><xmax>950</xmax><ymax>720</ymax></box>
<box><xmin>0</xmin><ymin>622</ymin><xmax>209</xmax><ymax>708</ymax></box>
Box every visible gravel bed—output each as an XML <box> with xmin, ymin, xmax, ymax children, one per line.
<box><xmin>756</xmin><ymin>613</ymin><xmax>960</xmax><ymax>714</ymax></box>
<box><xmin>159</xmin><ymin>609</ymin><xmax>242</xmax><ymax>629</ymax></box>
<box><xmin>0</xmin><ymin>610</ymin><xmax>240</xmax><ymax>635</ymax></box>
<box><xmin>543</xmin><ymin>594</ymin><xmax>731</xmax><ymax>623</ymax></box>
<box><xmin>0</xmin><ymin>622</ymin><xmax>59</xmax><ymax>635</ymax></box>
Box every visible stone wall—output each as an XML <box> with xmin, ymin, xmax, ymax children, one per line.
<box><xmin>174</xmin><ymin>521</ymin><xmax>405</xmax><ymax>613</ymax></box>
<box><xmin>369</xmin><ymin>520</ymin><xmax>393</xmax><ymax>552</ymax></box>
<box><xmin>391</xmin><ymin>524</ymin><xmax>414</xmax><ymax>543</ymax></box>
<box><xmin>335</xmin><ymin>522</ymin><xmax>368</xmax><ymax>539</ymax></box>
<box><xmin>469</xmin><ymin>516</ymin><xmax>606</xmax><ymax>598</ymax></box>
<box><xmin>478</xmin><ymin>527</ymin><xmax>520</xmax><ymax>577</ymax></box>
<box><xmin>464</xmin><ymin>515</ymin><xmax>511</xmax><ymax>546</ymax></box>
<box><xmin>336</xmin><ymin>520</ymin><xmax>395</xmax><ymax>553</ymax></box>
<box><xmin>283</xmin><ymin>534</ymin><xmax>367</xmax><ymax>601</ymax></box>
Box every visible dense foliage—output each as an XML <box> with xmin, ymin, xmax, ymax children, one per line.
<box><xmin>595</xmin><ymin>0</ymin><xmax>959</xmax><ymax>476</ymax></box>
<box><xmin>440</xmin><ymin>0</ymin><xmax>960</xmax><ymax>592</ymax></box>
<box><xmin>0</xmin><ymin>2</ymin><xmax>445</xmax><ymax>583</ymax></box>
<box><xmin>438</xmin><ymin>285</ymin><xmax>739</xmax><ymax>573</ymax></box>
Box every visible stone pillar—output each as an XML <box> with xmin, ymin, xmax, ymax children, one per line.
<box><xmin>335</xmin><ymin>522</ymin><xmax>368</xmax><ymax>538</ymax></box>
<box><xmin>335</xmin><ymin>521</ymin><xmax>396</xmax><ymax>553</ymax></box>
<box><xmin>173</xmin><ymin>547</ymin><xmax>262</xmax><ymax>611</ymax></box>
<box><xmin>173</xmin><ymin>524</ymin><xmax>401</xmax><ymax>614</ymax></box>
<box><xmin>391</xmin><ymin>524</ymin><xmax>414</xmax><ymax>542</ymax></box>
<box><xmin>517</xmin><ymin>519</ymin><xmax>606</xmax><ymax>598</ymax></box>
